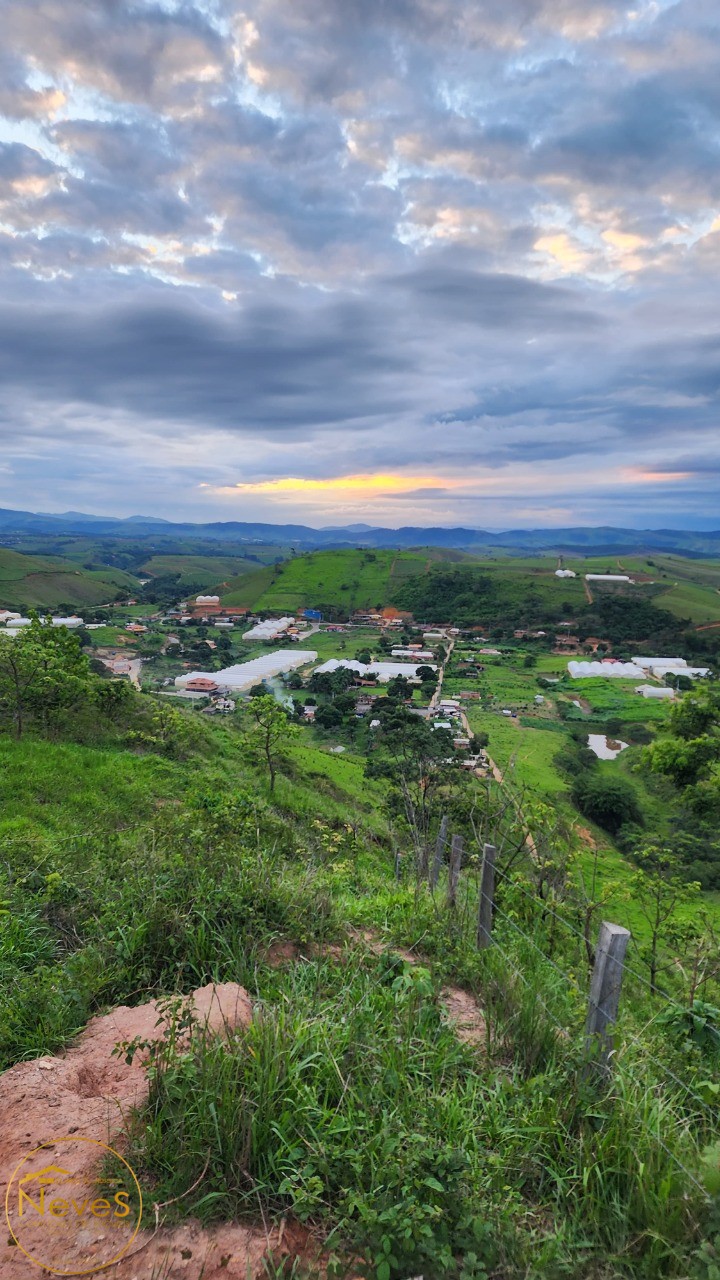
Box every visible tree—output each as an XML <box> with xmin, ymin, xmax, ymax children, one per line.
<box><xmin>630</xmin><ymin>845</ymin><xmax>700</xmax><ymax>992</ymax></box>
<box><xmin>242</xmin><ymin>694</ymin><xmax>298</xmax><ymax>792</ymax></box>
<box><xmin>0</xmin><ymin>616</ymin><xmax>92</xmax><ymax>739</ymax></box>
<box><xmin>646</xmin><ymin>736</ymin><xmax>720</xmax><ymax>788</ymax></box>
<box><xmin>572</xmin><ymin>772</ymin><xmax>642</xmax><ymax>835</ymax></box>
<box><xmin>366</xmin><ymin>706</ymin><xmax>459</xmax><ymax>878</ymax></box>
<box><xmin>386</xmin><ymin>675</ymin><xmax>411</xmax><ymax>701</ymax></box>
<box><xmin>315</xmin><ymin>704</ymin><xmax>342</xmax><ymax>730</ymax></box>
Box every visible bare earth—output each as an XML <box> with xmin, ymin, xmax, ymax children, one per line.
<box><xmin>0</xmin><ymin>982</ymin><xmax>318</xmax><ymax>1280</ymax></box>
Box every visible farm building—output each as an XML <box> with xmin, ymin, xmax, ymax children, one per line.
<box><xmin>313</xmin><ymin>658</ymin><xmax>437</xmax><ymax>682</ymax></box>
<box><xmin>175</xmin><ymin>649</ymin><xmax>317</xmax><ymax>692</ymax></box>
<box><xmin>242</xmin><ymin>616</ymin><xmax>295</xmax><ymax>641</ymax></box>
<box><xmin>585</xmin><ymin>574</ymin><xmax>632</xmax><ymax>583</ymax></box>
<box><xmin>635</xmin><ymin>685</ymin><xmax>675</xmax><ymax>700</ymax></box>
<box><xmin>633</xmin><ymin>656</ymin><xmax>710</xmax><ymax>679</ymax></box>
<box><xmin>0</xmin><ymin>611</ymin><xmax>21</xmax><ymax>624</ymax></box>
<box><xmin>555</xmin><ymin>569</ymin><xmax>577</xmax><ymax>578</ymax></box>
<box><xmin>6</xmin><ymin>615</ymin><xmax>85</xmax><ymax>629</ymax></box>
<box><xmin>391</xmin><ymin>648</ymin><xmax>435</xmax><ymax>660</ymax></box>
<box><xmin>568</xmin><ymin>660</ymin><xmax>645</xmax><ymax>678</ymax></box>
<box><xmin>195</xmin><ymin>595</ymin><xmax>220</xmax><ymax>605</ymax></box>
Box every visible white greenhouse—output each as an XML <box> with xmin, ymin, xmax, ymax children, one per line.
<box><xmin>242</xmin><ymin>617</ymin><xmax>295</xmax><ymax>640</ymax></box>
<box><xmin>175</xmin><ymin>649</ymin><xmax>317</xmax><ymax>692</ymax></box>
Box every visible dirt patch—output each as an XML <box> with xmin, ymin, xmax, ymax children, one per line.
<box><xmin>0</xmin><ymin>983</ymin><xmax>319</xmax><ymax>1279</ymax></box>
<box><xmin>441</xmin><ymin>987</ymin><xmax>486</xmax><ymax>1047</ymax></box>
<box><xmin>575</xmin><ymin>824</ymin><xmax>598</xmax><ymax>851</ymax></box>
<box><xmin>263</xmin><ymin>938</ymin><xmax>301</xmax><ymax>967</ymax></box>
<box><xmin>347</xmin><ymin>927</ymin><xmax>420</xmax><ymax>966</ymax></box>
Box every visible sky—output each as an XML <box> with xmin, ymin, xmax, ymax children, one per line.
<box><xmin>0</xmin><ymin>0</ymin><xmax>719</xmax><ymax>531</ymax></box>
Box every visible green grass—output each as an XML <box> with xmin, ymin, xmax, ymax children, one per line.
<box><xmin>468</xmin><ymin>709</ymin><xmax>570</xmax><ymax>793</ymax></box>
<box><xmin>141</xmin><ymin>554</ymin><xmax>260</xmax><ymax>587</ymax></box>
<box><xmin>0</xmin><ymin>548</ymin><xmax>138</xmax><ymax>609</ymax></box>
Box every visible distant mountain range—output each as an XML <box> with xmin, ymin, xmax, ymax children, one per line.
<box><xmin>2</xmin><ymin>506</ymin><xmax>720</xmax><ymax>556</ymax></box>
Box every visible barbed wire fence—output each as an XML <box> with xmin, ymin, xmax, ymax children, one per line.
<box><xmin>460</xmin><ymin>839</ymin><xmax>719</xmax><ymax>1204</ymax></box>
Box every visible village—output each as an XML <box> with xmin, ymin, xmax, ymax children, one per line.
<box><xmin>1</xmin><ymin>580</ymin><xmax>712</xmax><ymax>793</ymax></box>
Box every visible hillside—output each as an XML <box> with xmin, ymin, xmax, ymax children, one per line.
<box><xmin>1</xmin><ymin>625</ymin><xmax>719</xmax><ymax>1279</ymax></box>
<box><xmin>0</xmin><ymin>547</ymin><xmax>138</xmax><ymax>609</ymax></box>
<box><xmin>140</xmin><ymin>553</ymin><xmax>264</xmax><ymax>588</ymax></box>
<box><xmin>219</xmin><ymin>547</ymin><xmax>475</xmax><ymax>613</ymax></box>
<box><xmin>217</xmin><ymin>548</ymin><xmax>720</xmax><ymax>640</ymax></box>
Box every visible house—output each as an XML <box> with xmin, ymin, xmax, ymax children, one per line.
<box><xmin>125</xmin><ymin>623</ymin><xmax>147</xmax><ymax>634</ymax></box>
<box><xmin>186</xmin><ymin>676</ymin><xmax>219</xmax><ymax>693</ymax></box>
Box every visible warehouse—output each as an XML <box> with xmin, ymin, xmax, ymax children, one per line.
<box><xmin>175</xmin><ymin>649</ymin><xmax>317</xmax><ymax>691</ymax></box>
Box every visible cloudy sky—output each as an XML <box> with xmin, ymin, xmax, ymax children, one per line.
<box><xmin>0</xmin><ymin>0</ymin><xmax>719</xmax><ymax>529</ymax></box>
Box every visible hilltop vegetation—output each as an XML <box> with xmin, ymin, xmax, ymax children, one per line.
<box><xmin>219</xmin><ymin>547</ymin><xmax>471</xmax><ymax>614</ymax></box>
<box><xmin>0</xmin><ymin>547</ymin><xmax>138</xmax><ymax>609</ymax></box>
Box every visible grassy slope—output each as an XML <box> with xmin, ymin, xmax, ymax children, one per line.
<box><xmin>141</xmin><ymin>554</ymin><xmax>261</xmax><ymax>585</ymax></box>
<box><xmin>0</xmin><ymin>548</ymin><xmax>138</xmax><ymax>609</ymax></box>
<box><xmin>221</xmin><ymin>548</ymin><xmax>475</xmax><ymax>613</ymax></box>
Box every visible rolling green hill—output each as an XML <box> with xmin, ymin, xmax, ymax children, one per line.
<box><xmin>140</xmin><ymin>554</ymin><xmax>262</xmax><ymax>588</ymax></box>
<box><xmin>0</xmin><ymin>548</ymin><xmax>138</xmax><ymax>609</ymax></box>
<box><xmin>218</xmin><ymin>547</ymin><xmax>474</xmax><ymax>613</ymax></box>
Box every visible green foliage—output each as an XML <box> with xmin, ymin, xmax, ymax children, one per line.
<box><xmin>242</xmin><ymin>694</ymin><xmax>299</xmax><ymax>791</ymax></box>
<box><xmin>0</xmin><ymin>615</ymin><xmax>93</xmax><ymax>738</ymax></box>
<box><xmin>124</xmin><ymin>958</ymin><xmax>501</xmax><ymax>1278</ymax></box>
<box><xmin>573</xmin><ymin>771</ymin><xmax>643</xmax><ymax>835</ymax></box>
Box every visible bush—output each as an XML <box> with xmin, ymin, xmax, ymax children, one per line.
<box><xmin>573</xmin><ymin>773</ymin><xmax>643</xmax><ymax>835</ymax></box>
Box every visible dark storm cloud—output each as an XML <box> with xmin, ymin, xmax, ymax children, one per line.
<box><xmin>389</xmin><ymin>265</ymin><xmax>601</xmax><ymax>330</ymax></box>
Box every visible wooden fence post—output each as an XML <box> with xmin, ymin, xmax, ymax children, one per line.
<box><xmin>447</xmin><ymin>834</ymin><xmax>463</xmax><ymax>909</ymax></box>
<box><xmin>430</xmin><ymin>814</ymin><xmax>449</xmax><ymax>888</ymax></box>
<box><xmin>584</xmin><ymin>921</ymin><xmax>631</xmax><ymax>1072</ymax></box>
<box><xmin>476</xmin><ymin>842</ymin><xmax>496</xmax><ymax>949</ymax></box>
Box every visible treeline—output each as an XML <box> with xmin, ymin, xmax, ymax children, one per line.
<box><xmin>391</xmin><ymin>565</ymin><xmax>696</xmax><ymax>651</ymax></box>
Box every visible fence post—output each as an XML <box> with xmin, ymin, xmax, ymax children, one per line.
<box><xmin>447</xmin><ymin>834</ymin><xmax>463</xmax><ymax>909</ymax></box>
<box><xmin>430</xmin><ymin>814</ymin><xmax>449</xmax><ymax>888</ymax></box>
<box><xmin>584</xmin><ymin>921</ymin><xmax>631</xmax><ymax>1072</ymax></box>
<box><xmin>476</xmin><ymin>842</ymin><xmax>496</xmax><ymax>949</ymax></box>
